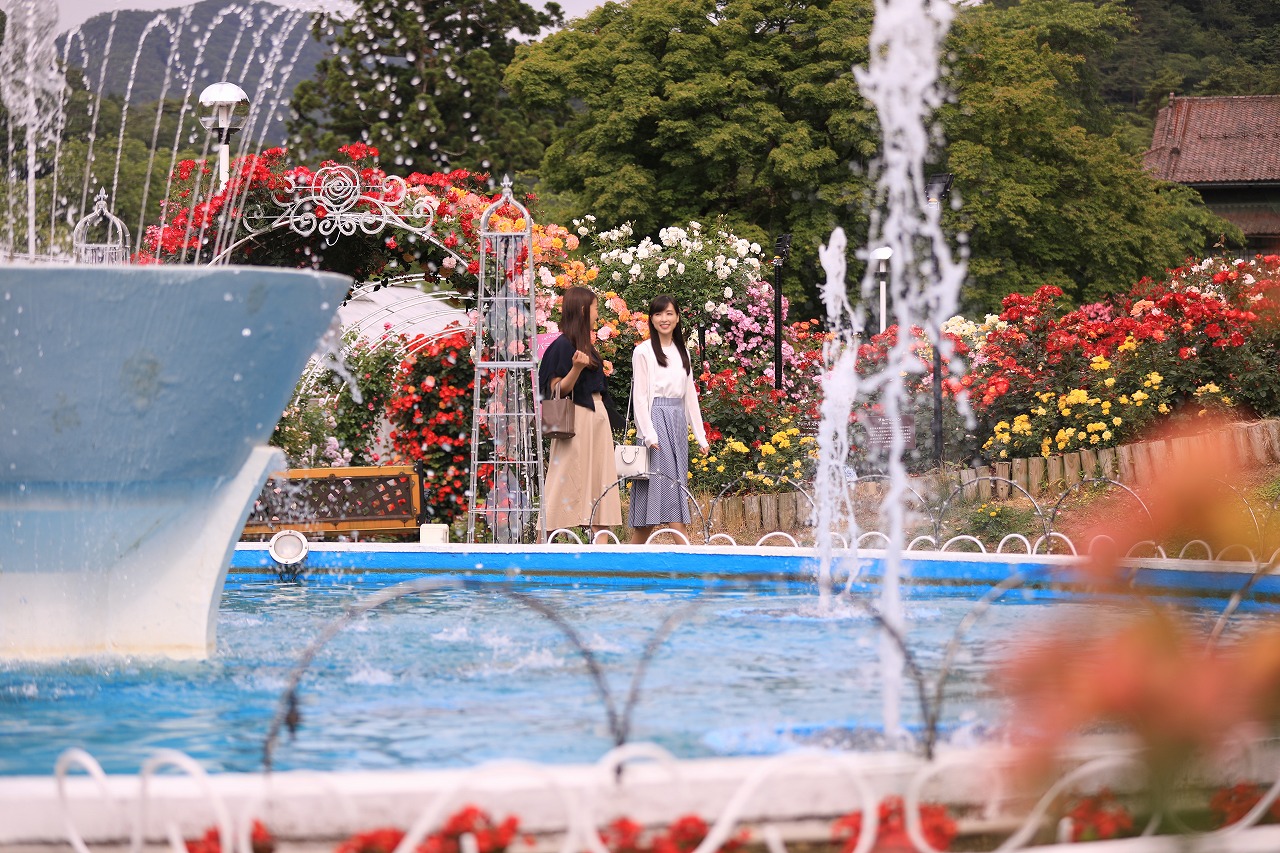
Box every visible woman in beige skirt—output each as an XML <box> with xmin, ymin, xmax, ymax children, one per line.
<box><xmin>538</xmin><ymin>287</ymin><xmax>622</xmax><ymax>541</ymax></box>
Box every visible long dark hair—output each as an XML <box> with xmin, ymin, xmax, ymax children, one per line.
<box><xmin>560</xmin><ymin>286</ymin><xmax>601</xmax><ymax>368</ymax></box>
<box><xmin>648</xmin><ymin>294</ymin><xmax>691</xmax><ymax>374</ymax></box>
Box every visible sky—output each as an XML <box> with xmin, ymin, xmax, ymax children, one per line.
<box><xmin>51</xmin><ymin>0</ymin><xmax>603</xmax><ymax>33</ymax></box>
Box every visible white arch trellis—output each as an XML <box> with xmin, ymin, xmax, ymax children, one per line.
<box><xmin>206</xmin><ymin>163</ymin><xmax>470</xmax><ymax>268</ymax></box>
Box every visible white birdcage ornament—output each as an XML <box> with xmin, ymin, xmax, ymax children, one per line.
<box><xmin>72</xmin><ymin>189</ymin><xmax>131</xmax><ymax>265</ymax></box>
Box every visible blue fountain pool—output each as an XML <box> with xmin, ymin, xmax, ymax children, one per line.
<box><xmin>1</xmin><ymin>546</ymin><xmax>1273</xmax><ymax>777</ymax></box>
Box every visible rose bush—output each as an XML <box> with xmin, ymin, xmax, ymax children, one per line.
<box><xmin>384</xmin><ymin>327</ymin><xmax>476</xmax><ymax>532</ymax></box>
<box><xmin>576</xmin><ymin>218</ymin><xmax>766</xmax><ymax>350</ymax></box>
<box><xmin>969</xmin><ymin>255</ymin><xmax>1280</xmax><ymax>458</ymax></box>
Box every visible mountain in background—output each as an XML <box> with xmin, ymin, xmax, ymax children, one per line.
<box><xmin>56</xmin><ymin>0</ymin><xmax>328</xmax><ymax>144</ymax></box>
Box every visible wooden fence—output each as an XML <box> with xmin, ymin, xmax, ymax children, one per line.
<box><xmin>954</xmin><ymin>419</ymin><xmax>1280</xmax><ymax>501</ymax></box>
<box><xmin>708</xmin><ymin>419</ymin><xmax>1280</xmax><ymax>535</ymax></box>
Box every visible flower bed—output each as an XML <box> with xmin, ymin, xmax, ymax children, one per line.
<box><xmin>967</xmin><ymin>255</ymin><xmax>1280</xmax><ymax>459</ymax></box>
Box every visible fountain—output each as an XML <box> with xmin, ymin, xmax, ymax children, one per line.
<box><xmin>0</xmin><ymin>263</ymin><xmax>349</xmax><ymax>659</ymax></box>
<box><xmin>7</xmin><ymin>0</ymin><xmax>1280</xmax><ymax>850</ymax></box>
<box><xmin>0</xmin><ymin>0</ymin><xmax>352</xmax><ymax>658</ymax></box>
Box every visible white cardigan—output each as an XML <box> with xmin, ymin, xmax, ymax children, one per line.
<box><xmin>631</xmin><ymin>341</ymin><xmax>709</xmax><ymax>451</ymax></box>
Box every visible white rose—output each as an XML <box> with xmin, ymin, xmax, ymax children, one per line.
<box><xmin>676</xmin><ymin>263</ymin><xmax>686</xmax><ymax>274</ymax></box>
<box><xmin>612</xmin><ymin>271</ymin><xmax>622</xmax><ymax>282</ymax></box>
<box><xmin>629</xmin><ymin>263</ymin><xmax>642</xmax><ymax>277</ymax></box>
<box><xmin>706</xmin><ymin>260</ymin><xmax>714</xmax><ymax>272</ymax></box>
<box><xmin>723</xmin><ymin>287</ymin><xmax>733</xmax><ymax>299</ymax></box>
<box><xmin>704</xmin><ymin>330</ymin><xmax>722</xmax><ymax>346</ymax></box>
<box><xmin>750</xmin><ymin>242</ymin><xmax>760</xmax><ymax>254</ymax></box>
<box><xmin>577</xmin><ymin>226</ymin><xmax>589</xmax><ymax>236</ymax></box>
<box><xmin>657</xmin><ymin>261</ymin><xmax>670</xmax><ymax>278</ymax></box>
<box><xmin>704</xmin><ymin>301</ymin><xmax>716</xmax><ymax>313</ymax></box>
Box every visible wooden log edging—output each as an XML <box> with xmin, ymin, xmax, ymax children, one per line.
<box><xmin>709</xmin><ymin>418</ymin><xmax>1280</xmax><ymax>529</ymax></box>
<box><xmin>944</xmin><ymin>418</ymin><xmax>1280</xmax><ymax>505</ymax></box>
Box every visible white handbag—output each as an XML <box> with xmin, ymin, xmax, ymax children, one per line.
<box><xmin>614</xmin><ymin>382</ymin><xmax>650</xmax><ymax>479</ymax></box>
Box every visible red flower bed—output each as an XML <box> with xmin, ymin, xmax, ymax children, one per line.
<box><xmin>185</xmin><ymin>820</ymin><xmax>274</xmax><ymax>853</ymax></box>
<box><xmin>967</xmin><ymin>255</ymin><xmax>1280</xmax><ymax>456</ymax></box>
<box><xmin>385</xmin><ymin>327</ymin><xmax>476</xmax><ymax>528</ymax></box>
<box><xmin>334</xmin><ymin>805</ymin><xmax>523</xmax><ymax>853</ymax></box>
<box><xmin>601</xmin><ymin>814</ymin><xmax>747</xmax><ymax>853</ymax></box>
<box><xmin>831</xmin><ymin>796</ymin><xmax>957</xmax><ymax>853</ymax></box>
<box><xmin>1064</xmin><ymin>789</ymin><xmax>1133</xmax><ymax>842</ymax></box>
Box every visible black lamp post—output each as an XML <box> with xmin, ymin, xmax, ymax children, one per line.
<box><xmin>772</xmin><ymin>233</ymin><xmax>792</xmax><ymax>391</ymax></box>
<box><xmin>925</xmin><ymin>173</ymin><xmax>954</xmax><ymax>469</ymax></box>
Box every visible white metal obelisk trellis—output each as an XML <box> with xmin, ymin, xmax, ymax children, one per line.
<box><xmin>466</xmin><ymin>177</ymin><xmax>543</xmax><ymax>543</ymax></box>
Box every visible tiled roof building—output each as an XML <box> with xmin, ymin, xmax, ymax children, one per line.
<box><xmin>1144</xmin><ymin>93</ymin><xmax>1280</xmax><ymax>254</ymax></box>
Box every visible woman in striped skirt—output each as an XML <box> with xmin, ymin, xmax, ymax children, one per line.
<box><xmin>628</xmin><ymin>295</ymin><xmax>709</xmax><ymax>544</ymax></box>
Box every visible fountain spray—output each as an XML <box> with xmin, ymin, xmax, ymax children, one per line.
<box><xmin>815</xmin><ymin>0</ymin><xmax>969</xmax><ymax>743</ymax></box>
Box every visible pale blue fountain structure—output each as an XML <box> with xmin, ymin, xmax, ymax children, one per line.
<box><xmin>0</xmin><ymin>263</ymin><xmax>350</xmax><ymax>658</ymax></box>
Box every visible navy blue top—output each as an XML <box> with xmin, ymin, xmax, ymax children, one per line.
<box><xmin>538</xmin><ymin>333</ymin><xmax>606</xmax><ymax>411</ymax></box>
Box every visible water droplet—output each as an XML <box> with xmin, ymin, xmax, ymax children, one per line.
<box><xmin>224</xmin><ymin>292</ymin><xmax>234</xmax><ymax>301</ymax></box>
<box><xmin>233</xmin><ymin>373</ymin><xmax>242</xmax><ymax>382</ymax></box>
<box><xmin>242</xmin><ymin>328</ymin><xmax>252</xmax><ymax>336</ymax></box>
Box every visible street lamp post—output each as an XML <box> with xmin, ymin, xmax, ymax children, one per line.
<box><xmin>198</xmin><ymin>82</ymin><xmax>249</xmax><ymax>192</ymax></box>
<box><xmin>871</xmin><ymin>246</ymin><xmax>893</xmax><ymax>334</ymax></box>
<box><xmin>772</xmin><ymin>234</ymin><xmax>792</xmax><ymax>390</ymax></box>
<box><xmin>925</xmin><ymin>173</ymin><xmax>954</xmax><ymax>469</ymax></box>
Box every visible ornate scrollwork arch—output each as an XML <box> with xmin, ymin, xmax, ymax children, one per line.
<box><xmin>208</xmin><ymin>164</ymin><xmax>467</xmax><ymax>267</ymax></box>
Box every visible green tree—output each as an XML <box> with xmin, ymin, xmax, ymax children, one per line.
<box><xmin>938</xmin><ymin>0</ymin><xmax>1237</xmax><ymax>313</ymax></box>
<box><xmin>505</xmin><ymin>0</ymin><xmax>880</xmax><ymax>314</ymax></box>
<box><xmin>1100</xmin><ymin>0</ymin><xmax>1280</xmax><ymax>115</ymax></box>
<box><xmin>0</xmin><ymin>78</ymin><xmax>203</xmax><ymax>257</ymax></box>
<box><xmin>288</xmin><ymin>0</ymin><xmax>564</xmax><ymax>174</ymax></box>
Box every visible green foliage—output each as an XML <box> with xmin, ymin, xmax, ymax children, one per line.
<box><xmin>509</xmin><ymin>0</ymin><xmax>1248</xmax><ymax>315</ymax></box>
<box><xmin>269</xmin><ymin>397</ymin><xmax>351</xmax><ymax>468</ymax></box>
<box><xmin>940</xmin><ymin>0</ymin><xmax>1240</xmax><ymax>314</ymax></box>
<box><xmin>1099</xmin><ymin>0</ymin><xmax>1280</xmax><ymax>114</ymax></box>
<box><xmin>311</xmin><ymin>334</ymin><xmax>405</xmax><ymax>466</ymax></box>
<box><xmin>0</xmin><ymin>65</ymin><xmax>208</xmax><ymax>257</ymax></box>
<box><xmin>506</xmin><ymin>0</ymin><xmax>879</xmax><ymax>316</ymax></box>
<box><xmin>1256</xmin><ymin>476</ymin><xmax>1280</xmax><ymax>507</ymax></box>
<box><xmin>288</xmin><ymin>0</ymin><xmax>563</xmax><ymax>173</ymax></box>
<box><xmin>947</xmin><ymin>501</ymin><xmax>1040</xmax><ymax>549</ymax></box>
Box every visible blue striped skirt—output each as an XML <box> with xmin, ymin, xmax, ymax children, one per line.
<box><xmin>628</xmin><ymin>397</ymin><xmax>690</xmax><ymax>526</ymax></box>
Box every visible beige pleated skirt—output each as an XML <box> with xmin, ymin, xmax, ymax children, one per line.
<box><xmin>543</xmin><ymin>393</ymin><xmax>622</xmax><ymax>531</ymax></box>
